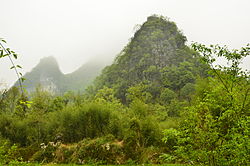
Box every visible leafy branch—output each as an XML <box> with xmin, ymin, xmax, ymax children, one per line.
<box><xmin>0</xmin><ymin>38</ymin><xmax>24</xmax><ymax>94</ymax></box>
<box><xmin>191</xmin><ymin>43</ymin><xmax>250</xmax><ymax>100</ymax></box>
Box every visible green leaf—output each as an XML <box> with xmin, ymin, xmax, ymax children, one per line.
<box><xmin>26</xmin><ymin>101</ymin><xmax>33</xmax><ymax>104</ymax></box>
<box><xmin>17</xmin><ymin>65</ymin><xmax>22</xmax><ymax>69</ymax></box>
<box><xmin>6</xmin><ymin>48</ymin><xmax>11</xmax><ymax>54</ymax></box>
<box><xmin>0</xmin><ymin>50</ymin><xmax>3</xmax><ymax>57</ymax></box>
<box><xmin>13</xmin><ymin>54</ymin><xmax>17</xmax><ymax>59</ymax></box>
<box><xmin>20</xmin><ymin>77</ymin><xmax>26</xmax><ymax>82</ymax></box>
<box><xmin>19</xmin><ymin>72</ymin><xmax>23</xmax><ymax>76</ymax></box>
<box><xmin>10</xmin><ymin>66</ymin><xmax>15</xmax><ymax>69</ymax></box>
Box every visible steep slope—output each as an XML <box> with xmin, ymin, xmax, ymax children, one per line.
<box><xmin>21</xmin><ymin>56</ymin><xmax>64</xmax><ymax>93</ymax></box>
<box><xmin>93</xmin><ymin>15</ymin><xmax>208</xmax><ymax>102</ymax></box>
<box><xmin>62</xmin><ymin>60</ymin><xmax>108</xmax><ymax>92</ymax></box>
<box><xmin>19</xmin><ymin>56</ymin><xmax>107</xmax><ymax>94</ymax></box>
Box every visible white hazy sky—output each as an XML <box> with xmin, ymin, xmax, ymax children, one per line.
<box><xmin>0</xmin><ymin>0</ymin><xmax>250</xmax><ymax>87</ymax></box>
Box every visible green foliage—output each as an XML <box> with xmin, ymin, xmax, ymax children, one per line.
<box><xmin>44</xmin><ymin>100</ymin><xmax>125</xmax><ymax>143</ymax></box>
<box><xmin>0</xmin><ymin>39</ymin><xmax>33</xmax><ymax>117</ymax></box>
<box><xmin>162</xmin><ymin>44</ymin><xmax>250</xmax><ymax>165</ymax></box>
<box><xmin>2</xmin><ymin>17</ymin><xmax>191</xmax><ymax>162</ymax></box>
<box><xmin>126</xmin><ymin>83</ymin><xmax>153</xmax><ymax>104</ymax></box>
<box><xmin>0</xmin><ymin>84</ymin><xmax>170</xmax><ymax>164</ymax></box>
<box><xmin>0</xmin><ymin>87</ymin><xmax>22</xmax><ymax>114</ymax></box>
<box><xmin>162</xmin><ymin>128</ymin><xmax>179</xmax><ymax>151</ymax></box>
<box><xmin>71</xmin><ymin>135</ymin><xmax>124</xmax><ymax>164</ymax></box>
<box><xmin>0</xmin><ymin>140</ymin><xmax>23</xmax><ymax>165</ymax></box>
<box><xmin>161</xmin><ymin>62</ymin><xmax>196</xmax><ymax>91</ymax></box>
<box><xmin>53</xmin><ymin>144</ymin><xmax>76</xmax><ymax>164</ymax></box>
<box><xmin>179</xmin><ymin>83</ymin><xmax>195</xmax><ymax>102</ymax></box>
<box><xmin>0</xmin><ymin>38</ymin><xmax>25</xmax><ymax>93</ymax></box>
<box><xmin>166</xmin><ymin>99</ymin><xmax>186</xmax><ymax>117</ymax></box>
<box><xmin>93</xmin><ymin>86</ymin><xmax>123</xmax><ymax>110</ymax></box>
<box><xmin>93</xmin><ymin>15</ymin><xmax>208</xmax><ymax>103</ymax></box>
<box><xmin>160</xmin><ymin>88</ymin><xmax>177</xmax><ymax>104</ymax></box>
<box><xmin>3</xmin><ymin>16</ymin><xmax>234</xmax><ymax>165</ymax></box>
<box><xmin>30</xmin><ymin>142</ymin><xmax>59</xmax><ymax>163</ymax></box>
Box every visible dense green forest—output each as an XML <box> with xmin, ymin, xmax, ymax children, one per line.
<box><xmin>0</xmin><ymin>15</ymin><xmax>249</xmax><ymax>165</ymax></box>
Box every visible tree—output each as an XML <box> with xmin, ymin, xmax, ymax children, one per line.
<box><xmin>163</xmin><ymin>43</ymin><xmax>250</xmax><ymax>165</ymax></box>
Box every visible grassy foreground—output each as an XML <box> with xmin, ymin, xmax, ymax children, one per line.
<box><xmin>44</xmin><ymin>164</ymin><xmax>184</xmax><ymax>166</ymax></box>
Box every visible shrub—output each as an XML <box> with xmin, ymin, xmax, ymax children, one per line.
<box><xmin>0</xmin><ymin>140</ymin><xmax>22</xmax><ymax>165</ymax></box>
<box><xmin>30</xmin><ymin>142</ymin><xmax>59</xmax><ymax>163</ymax></box>
<box><xmin>54</xmin><ymin>144</ymin><xmax>76</xmax><ymax>164</ymax></box>
<box><xmin>71</xmin><ymin>135</ymin><xmax>125</xmax><ymax>164</ymax></box>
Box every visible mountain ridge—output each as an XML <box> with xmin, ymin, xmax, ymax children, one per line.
<box><xmin>17</xmin><ymin>56</ymin><xmax>108</xmax><ymax>94</ymax></box>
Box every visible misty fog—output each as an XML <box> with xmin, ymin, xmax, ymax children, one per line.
<box><xmin>0</xmin><ymin>0</ymin><xmax>250</xmax><ymax>87</ymax></box>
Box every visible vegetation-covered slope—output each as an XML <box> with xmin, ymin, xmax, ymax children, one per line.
<box><xmin>1</xmin><ymin>15</ymin><xmax>249</xmax><ymax>165</ymax></box>
<box><xmin>64</xmin><ymin>60</ymin><xmax>108</xmax><ymax>92</ymax></box>
<box><xmin>92</xmin><ymin>15</ymin><xmax>208</xmax><ymax>103</ymax></box>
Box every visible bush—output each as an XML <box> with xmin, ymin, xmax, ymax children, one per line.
<box><xmin>123</xmin><ymin>116</ymin><xmax>163</xmax><ymax>163</ymax></box>
<box><xmin>71</xmin><ymin>135</ymin><xmax>125</xmax><ymax>164</ymax></box>
<box><xmin>30</xmin><ymin>142</ymin><xmax>59</xmax><ymax>163</ymax></box>
<box><xmin>54</xmin><ymin>144</ymin><xmax>76</xmax><ymax>164</ymax></box>
<box><xmin>0</xmin><ymin>140</ymin><xmax>22</xmax><ymax>165</ymax></box>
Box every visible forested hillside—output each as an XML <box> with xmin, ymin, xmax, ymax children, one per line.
<box><xmin>91</xmin><ymin>15</ymin><xmax>209</xmax><ymax>103</ymax></box>
<box><xmin>0</xmin><ymin>15</ymin><xmax>249</xmax><ymax>165</ymax></box>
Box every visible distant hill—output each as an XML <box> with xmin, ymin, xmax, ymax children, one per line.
<box><xmin>63</xmin><ymin>60</ymin><xmax>109</xmax><ymax>92</ymax></box>
<box><xmin>17</xmin><ymin>56</ymin><xmax>108</xmax><ymax>94</ymax></box>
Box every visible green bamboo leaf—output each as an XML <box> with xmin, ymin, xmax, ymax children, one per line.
<box><xmin>0</xmin><ymin>50</ymin><xmax>3</xmax><ymax>57</ymax></box>
<box><xmin>17</xmin><ymin>65</ymin><xmax>22</xmax><ymax>69</ymax></box>
<box><xmin>6</xmin><ymin>48</ymin><xmax>11</xmax><ymax>54</ymax></box>
<box><xmin>10</xmin><ymin>66</ymin><xmax>15</xmax><ymax>69</ymax></box>
<box><xmin>13</xmin><ymin>54</ymin><xmax>17</xmax><ymax>59</ymax></box>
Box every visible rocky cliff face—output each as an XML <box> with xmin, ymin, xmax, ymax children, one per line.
<box><xmin>16</xmin><ymin>56</ymin><xmax>107</xmax><ymax>94</ymax></box>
